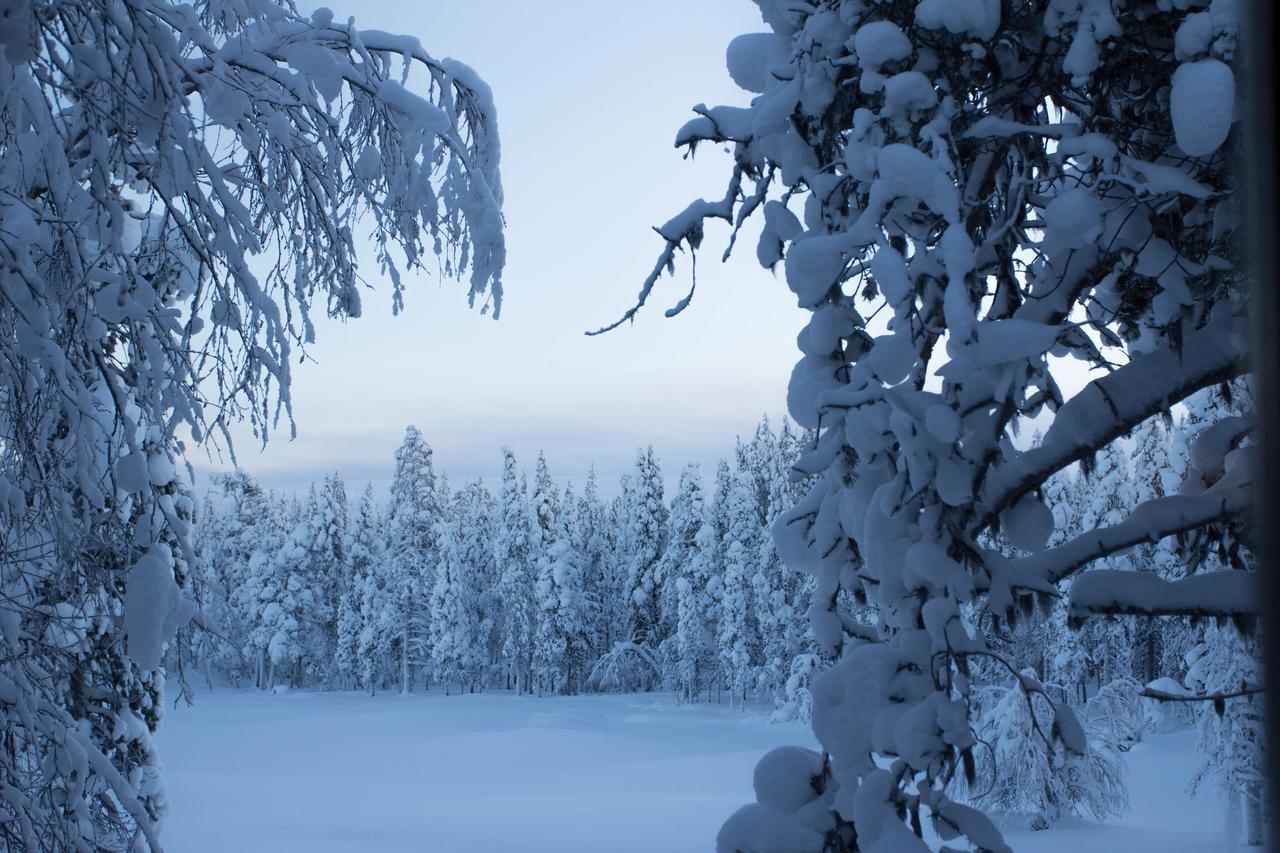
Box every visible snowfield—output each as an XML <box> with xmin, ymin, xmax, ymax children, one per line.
<box><xmin>157</xmin><ymin>688</ymin><xmax>1233</xmax><ymax>853</ymax></box>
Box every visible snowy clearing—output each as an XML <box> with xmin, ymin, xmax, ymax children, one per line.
<box><xmin>158</xmin><ymin>688</ymin><xmax>1231</xmax><ymax>852</ymax></box>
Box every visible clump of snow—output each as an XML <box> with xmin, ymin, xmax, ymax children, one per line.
<box><xmin>785</xmin><ymin>234</ymin><xmax>851</xmax><ymax>308</ymax></box>
<box><xmin>850</xmin><ymin>21</ymin><xmax>912</xmax><ymax>72</ymax></box>
<box><xmin>1170</xmin><ymin>59</ymin><xmax>1234</xmax><ymax>156</ymax></box>
<box><xmin>376</xmin><ymin>80</ymin><xmax>451</xmax><ymax>137</ymax></box>
<box><xmin>881</xmin><ymin>71</ymin><xmax>937</xmax><ymax>118</ymax></box>
<box><xmin>915</xmin><ymin>0</ymin><xmax>1001</xmax><ymax>41</ymax></box>
<box><xmin>1047</xmin><ymin>0</ymin><xmax>1123</xmax><ymax>83</ymax></box>
<box><xmin>717</xmin><ymin>804</ymin><xmax>825</xmax><ymax>853</ymax></box>
<box><xmin>116</xmin><ymin>451</ymin><xmax>149</xmax><ymax>493</ymax></box>
<box><xmin>726</xmin><ymin>32</ymin><xmax>790</xmax><ymax>93</ymax></box>
<box><xmin>754</xmin><ymin>745</ymin><xmax>824</xmax><ymax>813</ymax></box>
<box><xmin>124</xmin><ymin>546</ymin><xmax>195</xmax><ymax>671</ymax></box>
<box><xmin>1044</xmin><ymin>188</ymin><xmax>1102</xmax><ymax>249</ymax></box>
<box><xmin>1000</xmin><ymin>492</ymin><xmax>1055</xmax><ymax>552</ymax></box>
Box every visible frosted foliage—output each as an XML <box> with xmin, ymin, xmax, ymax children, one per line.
<box><xmin>1186</xmin><ymin>620</ymin><xmax>1268</xmax><ymax>845</ymax></box>
<box><xmin>667</xmin><ymin>465</ymin><xmax>712</xmax><ymax>701</ymax></box>
<box><xmin>961</xmin><ymin>674</ymin><xmax>1127</xmax><ymax>830</ymax></box>
<box><xmin>347</xmin><ymin>485</ymin><xmax>388</xmax><ymax>692</ymax></box>
<box><xmin>0</xmin><ymin>1</ymin><xmax>504</xmax><ymax>847</ymax></box>
<box><xmin>429</xmin><ymin>512</ymin><xmax>483</xmax><ymax>692</ymax></box>
<box><xmin>620</xmin><ymin>0</ymin><xmax>1251</xmax><ymax>849</ymax></box>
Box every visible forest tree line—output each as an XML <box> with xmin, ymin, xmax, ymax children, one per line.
<box><xmin>181</xmin><ymin>417</ymin><xmax>814</xmax><ymax>710</ymax></box>
<box><xmin>179</xmin><ymin>386</ymin><xmax>1264</xmax><ymax>836</ymax></box>
<box><xmin>182</xmin><ymin>386</ymin><xmax>1251</xmax><ymax>716</ymax></box>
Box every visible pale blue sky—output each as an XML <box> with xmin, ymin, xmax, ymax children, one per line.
<box><xmin>200</xmin><ymin>1</ymin><xmax>800</xmax><ymax>498</ymax></box>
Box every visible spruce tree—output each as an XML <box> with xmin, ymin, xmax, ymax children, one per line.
<box><xmin>719</xmin><ymin>465</ymin><xmax>758</xmax><ymax>706</ymax></box>
<box><xmin>496</xmin><ymin>449</ymin><xmax>537</xmax><ymax>692</ymax></box>
<box><xmin>661</xmin><ymin>464</ymin><xmax>707</xmax><ymax>694</ymax></box>
<box><xmin>344</xmin><ymin>485</ymin><xmax>385</xmax><ymax>694</ymax></box>
<box><xmin>385</xmin><ymin>425</ymin><xmax>441</xmax><ymax>693</ymax></box>
<box><xmin>626</xmin><ymin>446</ymin><xmax>669</xmax><ymax>646</ymax></box>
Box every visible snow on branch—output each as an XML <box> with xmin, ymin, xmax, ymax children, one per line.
<box><xmin>586</xmin><ymin>170</ymin><xmax>743</xmax><ymax>336</ymax></box>
<box><xmin>1069</xmin><ymin>569</ymin><xmax>1258</xmax><ymax>619</ymax></box>
<box><xmin>1140</xmin><ymin>684</ymin><xmax>1263</xmax><ymax>704</ymax></box>
<box><xmin>999</xmin><ymin>480</ymin><xmax>1251</xmax><ymax>589</ymax></box>
<box><xmin>981</xmin><ymin>312</ymin><xmax>1247</xmax><ymax>519</ymax></box>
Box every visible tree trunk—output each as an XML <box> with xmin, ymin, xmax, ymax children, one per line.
<box><xmin>1226</xmin><ymin>786</ymin><xmax>1241</xmax><ymax>852</ymax></box>
<box><xmin>1245</xmin><ymin>782</ymin><xmax>1265</xmax><ymax>847</ymax></box>
<box><xmin>400</xmin><ymin>631</ymin><xmax>411</xmax><ymax>694</ymax></box>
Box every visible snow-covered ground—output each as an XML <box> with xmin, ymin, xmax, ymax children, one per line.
<box><xmin>157</xmin><ymin>688</ymin><xmax>1231</xmax><ymax>852</ymax></box>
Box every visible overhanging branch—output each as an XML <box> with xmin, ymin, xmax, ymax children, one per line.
<box><xmin>1005</xmin><ymin>481</ymin><xmax>1251</xmax><ymax>586</ymax></box>
<box><xmin>1070</xmin><ymin>567</ymin><xmax>1258</xmax><ymax>618</ymax></box>
<box><xmin>980</xmin><ymin>312</ymin><xmax>1248</xmax><ymax>522</ymax></box>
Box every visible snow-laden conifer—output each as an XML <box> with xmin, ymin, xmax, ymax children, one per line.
<box><xmin>719</xmin><ymin>465</ymin><xmax>758</xmax><ymax>707</ymax></box>
<box><xmin>496</xmin><ymin>449</ymin><xmax>538</xmax><ymax>692</ymax></box>
<box><xmin>611</xmin><ymin>2</ymin><xmax>1254</xmax><ymax>847</ymax></box>
<box><xmin>626</xmin><ymin>447</ymin><xmax>670</xmax><ymax>646</ymax></box>
<box><xmin>385</xmin><ymin>426</ymin><xmax>441</xmax><ymax>693</ymax></box>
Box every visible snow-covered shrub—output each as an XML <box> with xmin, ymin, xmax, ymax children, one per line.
<box><xmin>1084</xmin><ymin>677</ymin><xmax>1145</xmax><ymax>752</ymax></box>
<box><xmin>963</xmin><ymin>671</ymin><xmax>1127</xmax><ymax>831</ymax></box>
<box><xmin>1142</xmin><ymin>678</ymin><xmax>1199</xmax><ymax>733</ymax></box>
<box><xmin>587</xmin><ymin>641</ymin><xmax>662</xmax><ymax>693</ymax></box>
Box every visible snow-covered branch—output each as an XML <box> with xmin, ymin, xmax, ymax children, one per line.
<box><xmin>1141</xmin><ymin>684</ymin><xmax>1263</xmax><ymax>704</ymax></box>
<box><xmin>1001</xmin><ymin>481</ymin><xmax>1251</xmax><ymax>588</ymax></box>
<box><xmin>981</xmin><ymin>312</ymin><xmax>1248</xmax><ymax>520</ymax></box>
<box><xmin>1070</xmin><ymin>569</ymin><xmax>1258</xmax><ymax>619</ymax></box>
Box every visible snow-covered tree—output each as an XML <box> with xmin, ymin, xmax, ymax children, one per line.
<box><xmin>601</xmin><ymin>476</ymin><xmax>636</xmax><ymax>653</ymax></box>
<box><xmin>194</xmin><ymin>472</ymin><xmax>272</xmax><ymax>683</ymax></box>
<box><xmin>306</xmin><ymin>472</ymin><xmax>349</xmax><ymax>685</ymax></box>
<box><xmin>530</xmin><ymin>454</ymin><xmax>566</xmax><ymax>694</ymax></box>
<box><xmin>1186</xmin><ymin>608</ymin><xmax>1268</xmax><ymax>847</ymax></box>
<box><xmin>496</xmin><ymin>449</ymin><xmax>538</xmax><ymax>692</ymax></box>
<box><xmin>749</xmin><ymin>423</ymin><xmax>794</xmax><ymax>703</ymax></box>
<box><xmin>544</xmin><ymin>484</ymin><xmax>592</xmax><ymax>694</ymax></box>
<box><xmin>428</xmin><ymin>510</ymin><xmax>483</xmax><ymax>694</ymax></box>
<box><xmin>344</xmin><ymin>486</ymin><xmax>386</xmax><ymax>693</ymax></box>
<box><xmin>1129</xmin><ymin>417</ymin><xmax>1185</xmax><ymax>685</ymax></box>
<box><xmin>243</xmin><ymin>495</ymin><xmax>290</xmax><ymax>689</ymax></box>
<box><xmin>1073</xmin><ymin>445</ymin><xmax>1138</xmax><ymax>691</ymax></box>
<box><xmin>576</xmin><ymin>468</ymin><xmax>612</xmax><ymax>662</ymax></box>
<box><xmin>384</xmin><ymin>426</ymin><xmax>442</xmax><ymax>693</ymax></box>
<box><xmin>719</xmin><ymin>465</ymin><xmax>759</xmax><ymax>707</ymax></box>
<box><xmin>626</xmin><ymin>446</ymin><xmax>670</xmax><ymax>645</ymax></box>
<box><xmin>661</xmin><ymin>463</ymin><xmax>707</xmax><ymax>689</ymax></box>
<box><xmin>0</xmin><ymin>0</ymin><xmax>504</xmax><ymax>843</ymax></box>
<box><xmin>454</xmin><ymin>480</ymin><xmax>500</xmax><ymax>689</ymax></box>
<box><xmin>612</xmin><ymin>3</ymin><xmax>1253</xmax><ymax>848</ymax></box>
